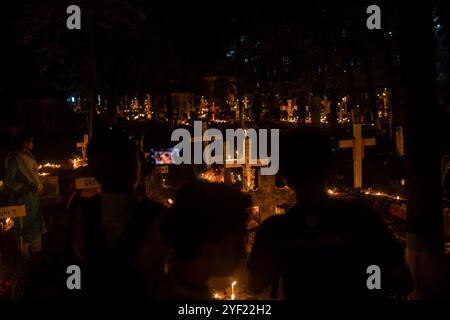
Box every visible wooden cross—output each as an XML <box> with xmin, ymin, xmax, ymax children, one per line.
<box><xmin>243</xmin><ymin>96</ymin><xmax>250</xmax><ymax>109</ymax></box>
<box><xmin>76</xmin><ymin>134</ymin><xmax>89</xmax><ymax>161</ymax></box>
<box><xmin>224</xmin><ymin>137</ymin><xmax>269</xmax><ymax>192</ymax></box>
<box><xmin>321</xmin><ymin>96</ymin><xmax>330</xmax><ymax>114</ymax></box>
<box><xmin>338</xmin><ymin>102</ymin><xmax>347</xmax><ymax>123</ymax></box>
<box><xmin>223</xmin><ymin>149</ymin><xmax>295</xmax><ymax>222</ymax></box>
<box><xmin>338</xmin><ymin>124</ymin><xmax>376</xmax><ymax>189</ymax></box>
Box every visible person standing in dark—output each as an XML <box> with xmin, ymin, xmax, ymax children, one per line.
<box><xmin>439</xmin><ymin>95</ymin><xmax>450</xmax><ymax>196</ymax></box>
<box><xmin>156</xmin><ymin>182</ymin><xmax>250</xmax><ymax>299</ymax></box>
<box><xmin>310</xmin><ymin>93</ymin><xmax>322</xmax><ymax>128</ymax></box>
<box><xmin>247</xmin><ymin>128</ymin><xmax>413</xmax><ymax>300</ymax></box>
<box><xmin>4</xmin><ymin>132</ymin><xmax>46</xmax><ymax>257</ymax></box>
<box><xmin>252</xmin><ymin>95</ymin><xmax>263</xmax><ymax>123</ymax></box>
<box><xmin>69</xmin><ymin>128</ymin><xmax>165</xmax><ymax>300</ymax></box>
<box><xmin>327</xmin><ymin>92</ymin><xmax>338</xmax><ymax>130</ymax></box>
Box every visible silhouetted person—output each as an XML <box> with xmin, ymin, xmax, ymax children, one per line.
<box><xmin>252</xmin><ymin>95</ymin><xmax>263</xmax><ymax>123</ymax></box>
<box><xmin>310</xmin><ymin>93</ymin><xmax>322</xmax><ymax>128</ymax></box>
<box><xmin>248</xmin><ymin>127</ymin><xmax>413</xmax><ymax>299</ymax></box>
<box><xmin>69</xmin><ymin>128</ymin><xmax>164</xmax><ymax>300</ymax></box>
<box><xmin>156</xmin><ymin>182</ymin><xmax>250</xmax><ymax>299</ymax></box>
<box><xmin>439</xmin><ymin>95</ymin><xmax>450</xmax><ymax>197</ymax></box>
<box><xmin>328</xmin><ymin>92</ymin><xmax>338</xmax><ymax>130</ymax></box>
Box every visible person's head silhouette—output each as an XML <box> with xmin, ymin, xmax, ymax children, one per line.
<box><xmin>279</xmin><ymin>127</ymin><xmax>331</xmax><ymax>202</ymax></box>
<box><xmin>162</xmin><ymin>182</ymin><xmax>250</xmax><ymax>287</ymax></box>
<box><xmin>11</xmin><ymin>131</ymin><xmax>34</xmax><ymax>152</ymax></box>
<box><xmin>87</xmin><ymin>129</ymin><xmax>141</xmax><ymax>194</ymax></box>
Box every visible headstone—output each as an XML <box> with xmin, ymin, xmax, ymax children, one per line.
<box><xmin>40</xmin><ymin>175</ymin><xmax>60</xmax><ymax>197</ymax></box>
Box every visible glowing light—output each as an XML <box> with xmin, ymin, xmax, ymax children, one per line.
<box><xmin>167</xmin><ymin>198</ymin><xmax>174</xmax><ymax>205</ymax></box>
<box><xmin>39</xmin><ymin>163</ymin><xmax>62</xmax><ymax>170</ymax></box>
<box><xmin>199</xmin><ymin>169</ymin><xmax>224</xmax><ymax>183</ymax></box>
<box><xmin>231</xmin><ymin>281</ymin><xmax>237</xmax><ymax>300</ymax></box>
<box><xmin>71</xmin><ymin>157</ymin><xmax>87</xmax><ymax>170</ymax></box>
<box><xmin>3</xmin><ymin>217</ymin><xmax>14</xmax><ymax>231</ymax></box>
<box><xmin>213</xmin><ymin>292</ymin><xmax>224</xmax><ymax>299</ymax></box>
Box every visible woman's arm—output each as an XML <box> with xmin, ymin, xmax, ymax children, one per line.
<box><xmin>5</xmin><ymin>157</ymin><xmax>39</xmax><ymax>194</ymax></box>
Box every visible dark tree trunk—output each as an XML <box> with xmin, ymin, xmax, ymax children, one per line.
<box><xmin>88</xmin><ymin>0</ymin><xmax>97</xmax><ymax>139</ymax></box>
<box><xmin>398</xmin><ymin>1</ymin><xmax>446</xmax><ymax>299</ymax></box>
<box><xmin>384</xmin><ymin>43</ymin><xmax>402</xmax><ymax>128</ymax></box>
<box><xmin>362</xmin><ymin>51</ymin><xmax>377</xmax><ymax>118</ymax></box>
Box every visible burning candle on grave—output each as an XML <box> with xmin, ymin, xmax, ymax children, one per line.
<box><xmin>231</xmin><ymin>281</ymin><xmax>237</xmax><ymax>300</ymax></box>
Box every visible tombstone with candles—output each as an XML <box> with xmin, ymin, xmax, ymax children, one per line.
<box><xmin>224</xmin><ymin>138</ymin><xmax>295</xmax><ymax>222</ymax></box>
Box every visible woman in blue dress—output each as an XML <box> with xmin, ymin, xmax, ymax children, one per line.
<box><xmin>4</xmin><ymin>132</ymin><xmax>46</xmax><ymax>256</ymax></box>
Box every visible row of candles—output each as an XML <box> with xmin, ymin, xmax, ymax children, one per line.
<box><xmin>38</xmin><ymin>158</ymin><xmax>87</xmax><ymax>177</ymax></box>
<box><xmin>327</xmin><ymin>188</ymin><xmax>405</xmax><ymax>202</ymax></box>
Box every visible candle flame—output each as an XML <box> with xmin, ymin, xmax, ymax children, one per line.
<box><xmin>231</xmin><ymin>281</ymin><xmax>237</xmax><ymax>300</ymax></box>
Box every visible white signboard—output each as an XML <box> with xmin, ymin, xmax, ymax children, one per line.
<box><xmin>0</xmin><ymin>205</ymin><xmax>26</xmax><ymax>219</ymax></box>
<box><xmin>75</xmin><ymin>177</ymin><xmax>100</xmax><ymax>190</ymax></box>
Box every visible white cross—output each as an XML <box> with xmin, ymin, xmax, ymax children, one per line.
<box><xmin>243</xmin><ymin>97</ymin><xmax>250</xmax><ymax>109</ymax></box>
<box><xmin>338</xmin><ymin>124</ymin><xmax>376</xmax><ymax>188</ymax></box>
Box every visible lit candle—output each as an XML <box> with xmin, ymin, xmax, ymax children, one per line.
<box><xmin>231</xmin><ymin>281</ymin><xmax>237</xmax><ymax>300</ymax></box>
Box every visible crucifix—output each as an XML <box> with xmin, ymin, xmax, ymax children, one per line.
<box><xmin>338</xmin><ymin>124</ymin><xmax>376</xmax><ymax>189</ymax></box>
<box><xmin>224</xmin><ymin>136</ymin><xmax>269</xmax><ymax>192</ymax></box>
<box><xmin>321</xmin><ymin>96</ymin><xmax>331</xmax><ymax>114</ymax></box>
<box><xmin>223</xmin><ymin>138</ymin><xmax>295</xmax><ymax>221</ymax></box>
<box><xmin>76</xmin><ymin>134</ymin><xmax>89</xmax><ymax>161</ymax></box>
<box><xmin>243</xmin><ymin>96</ymin><xmax>250</xmax><ymax>109</ymax></box>
<box><xmin>338</xmin><ymin>104</ymin><xmax>345</xmax><ymax>123</ymax></box>
<box><xmin>243</xmin><ymin>96</ymin><xmax>250</xmax><ymax>120</ymax></box>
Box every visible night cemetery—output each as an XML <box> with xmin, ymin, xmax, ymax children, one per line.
<box><xmin>0</xmin><ymin>0</ymin><xmax>449</xmax><ymax>306</ymax></box>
